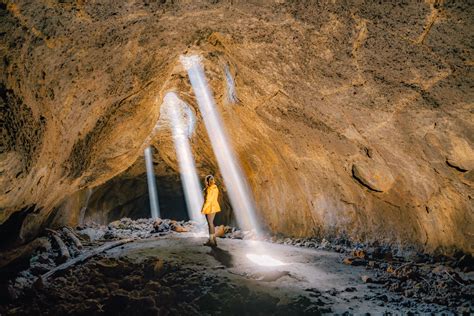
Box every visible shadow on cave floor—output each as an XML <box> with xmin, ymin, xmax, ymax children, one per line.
<box><xmin>208</xmin><ymin>246</ymin><xmax>234</xmax><ymax>268</ymax></box>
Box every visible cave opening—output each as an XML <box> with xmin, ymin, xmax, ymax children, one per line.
<box><xmin>82</xmin><ymin>173</ymin><xmax>190</xmax><ymax>225</ymax></box>
<box><xmin>154</xmin><ymin>174</ymin><xmax>189</xmax><ymax>222</ymax></box>
<box><xmin>0</xmin><ymin>205</ymin><xmax>35</xmax><ymax>251</ymax></box>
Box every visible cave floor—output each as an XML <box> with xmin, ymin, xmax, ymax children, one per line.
<box><xmin>38</xmin><ymin>232</ymin><xmax>455</xmax><ymax>315</ymax></box>
<box><xmin>106</xmin><ymin>234</ymin><xmax>395</xmax><ymax>314</ymax></box>
<box><xmin>3</xmin><ymin>231</ymin><xmax>460</xmax><ymax>315</ymax></box>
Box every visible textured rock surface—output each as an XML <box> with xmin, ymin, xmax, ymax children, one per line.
<box><xmin>352</xmin><ymin>157</ymin><xmax>395</xmax><ymax>192</ymax></box>
<box><xmin>0</xmin><ymin>0</ymin><xmax>473</xmax><ymax>253</ymax></box>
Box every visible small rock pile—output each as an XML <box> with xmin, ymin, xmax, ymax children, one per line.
<box><xmin>2</xmin><ymin>227</ymin><xmax>86</xmax><ymax>301</ymax></box>
<box><xmin>77</xmin><ymin>218</ymin><xmax>196</xmax><ymax>241</ymax></box>
<box><xmin>221</xmin><ymin>226</ymin><xmax>354</xmax><ymax>253</ymax></box>
<box><xmin>2</xmin><ymin>218</ymin><xmax>196</xmax><ymax>304</ymax></box>
<box><xmin>342</xmin><ymin>249</ymin><xmax>474</xmax><ymax>313</ymax></box>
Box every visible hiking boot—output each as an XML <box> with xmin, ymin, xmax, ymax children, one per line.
<box><xmin>203</xmin><ymin>238</ymin><xmax>217</xmax><ymax>247</ymax></box>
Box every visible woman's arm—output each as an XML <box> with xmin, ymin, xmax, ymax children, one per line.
<box><xmin>201</xmin><ymin>187</ymin><xmax>212</xmax><ymax>212</ymax></box>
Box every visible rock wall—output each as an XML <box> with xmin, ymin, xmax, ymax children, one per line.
<box><xmin>0</xmin><ymin>0</ymin><xmax>472</xmax><ymax>253</ymax></box>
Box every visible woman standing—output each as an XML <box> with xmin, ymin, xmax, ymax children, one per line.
<box><xmin>201</xmin><ymin>175</ymin><xmax>221</xmax><ymax>247</ymax></box>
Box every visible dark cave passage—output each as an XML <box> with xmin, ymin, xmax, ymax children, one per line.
<box><xmin>154</xmin><ymin>175</ymin><xmax>190</xmax><ymax>221</ymax></box>
<box><xmin>83</xmin><ymin>174</ymin><xmax>190</xmax><ymax>225</ymax></box>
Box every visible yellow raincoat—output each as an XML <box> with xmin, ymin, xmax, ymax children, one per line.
<box><xmin>201</xmin><ymin>184</ymin><xmax>221</xmax><ymax>214</ymax></box>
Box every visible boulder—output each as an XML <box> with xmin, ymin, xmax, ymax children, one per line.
<box><xmin>352</xmin><ymin>160</ymin><xmax>395</xmax><ymax>192</ymax></box>
<box><xmin>446</xmin><ymin>137</ymin><xmax>474</xmax><ymax>171</ymax></box>
<box><xmin>215</xmin><ymin>225</ymin><xmax>226</xmax><ymax>238</ymax></box>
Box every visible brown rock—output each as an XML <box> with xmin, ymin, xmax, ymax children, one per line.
<box><xmin>343</xmin><ymin>257</ymin><xmax>366</xmax><ymax>266</ymax></box>
<box><xmin>343</xmin><ymin>257</ymin><xmax>354</xmax><ymax>265</ymax></box>
<box><xmin>463</xmin><ymin>169</ymin><xmax>474</xmax><ymax>183</ymax></box>
<box><xmin>153</xmin><ymin>259</ymin><xmax>165</xmax><ymax>277</ymax></box>
<box><xmin>446</xmin><ymin>137</ymin><xmax>474</xmax><ymax>171</ymax></box>
<box><xmin>352</xmin><ymin>249</ymin><xmax>366</xmax><ymax>259</ymax></box>
<box><xmin>352</xmin><ymin>161</ymin><xmax>395</xmax><ymax>192</ymax></box>
<box><xmin>171</xmin><ymin>224</ymin><xmax>188</xmax><ymax>233</ymax></box>
<box><xmin>386</xmin><ymin>265</ymin><xmax>395</xmax><ymax>273</ymax></box>
<box><xmin>108</xmin><ymin>220</ymin><xmax>121</xmax><ymax>229</ymax></box>
<box><xmin>215</xmin><ymin>225</ymin><xmax>226</xmax><ymax>238</ymax></box>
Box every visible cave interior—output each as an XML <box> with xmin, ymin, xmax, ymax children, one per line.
<box><xmin>0</xmin><ymin>0</ymin><xmax>473</xmax><ymax>314</ymax></box>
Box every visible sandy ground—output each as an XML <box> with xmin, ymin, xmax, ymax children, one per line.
<box><xmin>102</xmin><ymin>233</ymin><xmax>436</xmax><ymax>314</ymax></box>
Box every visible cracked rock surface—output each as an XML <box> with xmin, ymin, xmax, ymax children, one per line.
<box><xmin>0</xmin><ymin>0</ymin><xmax>473</xmax><ymax>254</ymax></box>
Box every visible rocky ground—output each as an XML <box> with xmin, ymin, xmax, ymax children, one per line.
<box><xmin>0</xmin><ymin>218</ymin><xmax>472</xmax><ymax>315</ymax></box>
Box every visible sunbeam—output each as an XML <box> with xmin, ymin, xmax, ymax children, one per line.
<box><xmin>180</xmin><ymin>55</ymin><xmax>260</xmax><ymax>233</ymax></box>
<box><xmin>162</xmin><ymin>92</ymin><xmax>205</xmax><ymax>225</ymax></box>
<box><xmin>144</xmin><ymin>146</ymin><xmax>160</xmax><ymax>219</ymax></box>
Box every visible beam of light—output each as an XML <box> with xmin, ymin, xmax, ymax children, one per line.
<box><xmin>162</xmin><ymin>92</ymin><xmax>205</xmax><ymax>225</ymax></box>
<box><xmin>180</xmin><ymin>55</ymin><xmax>260</xmax><ymax>233</ymax></box>
<box><xmin>224</xmin><ymin>64</ymin><xmax>238</xmax><ymax>104</ymax></box>
<box><xmin>189</xmin><ymin>231</ymin><xmax>209</xmax><ymax>238</ymax></box>
<box><xmin>246</xmin><ymin>253</ymin><xmax>286</xmax><ymax>267</ymax></box>
<box><xmin>144</xmin><ymin>146</ymin><xmax>160</xmax><ymax>219</ymax></box>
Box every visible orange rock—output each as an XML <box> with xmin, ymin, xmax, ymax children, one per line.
<box><xmin>352</xmin><ymin>250</ymin><xmax>366</xmax><ymax>259</ymax></box>
<box><xmin>215</xmin><ymin>225</ymin><xmax>226</xmax><ymax>238</ymax></box>
<box><xmin>171</xmin><ymin>224</ymin><xmax>188</xmax><ymax>233</ymax></box>
<box><xmin>343</xmin><ymin>257</ymin><xmax>354</xmax><ymax>265</ymax></box>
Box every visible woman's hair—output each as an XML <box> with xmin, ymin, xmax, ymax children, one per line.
<box><xmin>205</xmin><ymin>174</ymin><xmax>214</xmax><ymax>187</ymax></box>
